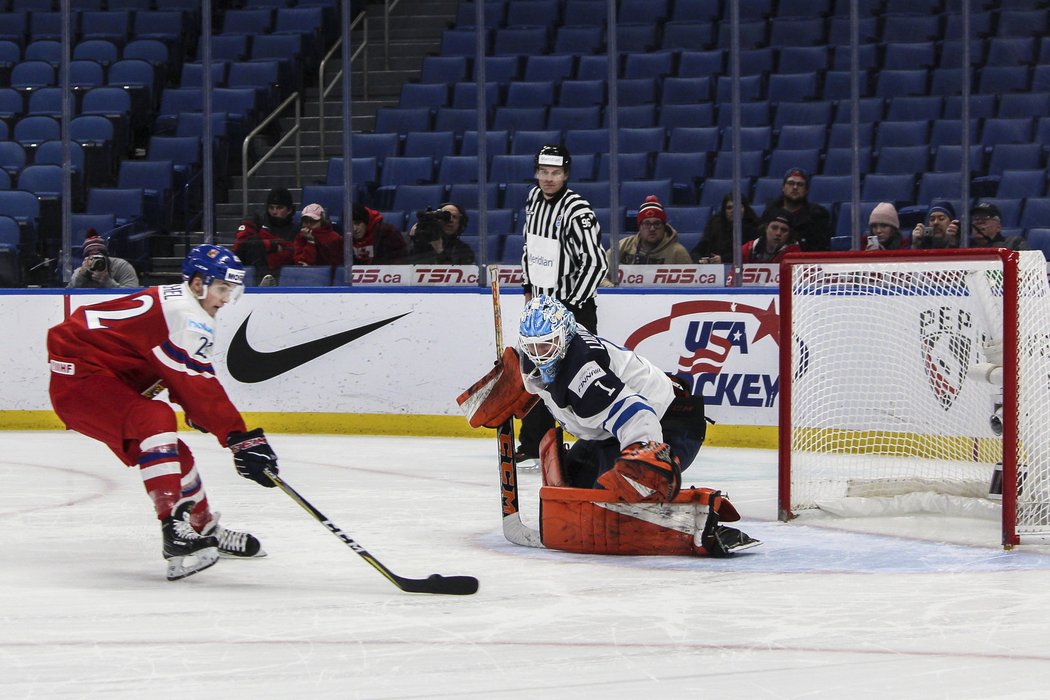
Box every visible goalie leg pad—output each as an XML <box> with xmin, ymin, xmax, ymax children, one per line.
<box><xmin>539</xmin><ymin>486</ymin><xmax>757</xmax><ymax>556</ymax></box>
<box><xmin>456</xmin><ymin>347</ymin><xmax>539</xmax><ymax>429</ymax></box>
<box><xmin>539</xmin><ymin>427</ymin><xmax>566</xmax><ymax>486</ymax></box>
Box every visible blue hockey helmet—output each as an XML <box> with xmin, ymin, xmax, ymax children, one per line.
<box><xmin>518</xmin><ymin>295</ymin><xmax>577</xmax><ymax>384</ymax></box>
<box><xmin>182</xmin><ymin>244</ymin><xmax>246</xmax><ymax>287</ymax></box>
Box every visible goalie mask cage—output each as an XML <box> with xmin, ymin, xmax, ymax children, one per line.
<box><xmin>778</xmin><ymin>249</ymin><xmax>1050</xmax><ymax>547</ymax></box>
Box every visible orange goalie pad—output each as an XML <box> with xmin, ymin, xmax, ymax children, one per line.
<box><xmin>539</xmin><ymin>485</ymin><xmax>740</xmax><ymax>556</ymax></box>
<box><xmin>456</xmin><ymin>347</ymin><xmax>539</xmax><ymax>428</ymax></box>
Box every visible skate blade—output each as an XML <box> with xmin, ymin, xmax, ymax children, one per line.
<box><xmin>166</xmin><ymin>547</ymin><xmax>219</xmax><ymax>581</ymax></box>
<box><xmin>218</xmin><ymin>547</ymin><xmax>267</xmax><ymax>559</ymax></box>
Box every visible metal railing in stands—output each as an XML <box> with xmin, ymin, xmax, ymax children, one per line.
<box><xmin>319</xmin><ymin>11</ymin><xmax>368</xmax><ymax>160</ymax></box>
<box><xmin>241</xmin><ymin>92</ymin><xmax>302</xmax><ymax>218</ymax></box>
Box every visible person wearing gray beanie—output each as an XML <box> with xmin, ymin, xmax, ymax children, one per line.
<box><xmin>866</xmin><ymin>202</ymin><xmax>902</xmax><ymax>250</ymax></box>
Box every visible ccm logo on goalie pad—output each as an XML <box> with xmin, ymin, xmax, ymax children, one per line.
<box><xmin>569</xmin><ymin>361</ymin><xmax>608</xmax><ymax>398</ymax></box>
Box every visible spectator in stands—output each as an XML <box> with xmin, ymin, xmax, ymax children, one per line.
<box><xmin>911</xmin><ymin>200</ymin><xmax>960</xmax><ymax>250</ymax></box>
<box><xmin>761</xmin><ymin>167</ymin><xmax>831</xmax><ymax>252</ymax></box>
<box><xmin>691</xmin><ymin>193</ymin><xmax>760</xmax><ymax>264</ymax></box>
<box><xmin>293</xmin><ymin>203</ymin><xmax>344</xmax><ymax>267</ymax></box>
<box><xmin>234</xmin><ymin>187</ymin><xmax>298</xmax><ymax>285</ymax></box>
<box><xmin>351</xmin><ymin>203</ymin><xmax>408</xmax><ymax>264</ymax></box>
<box><xmin>741</xmin><ymin>209</ymin><xmax>800</xmax><ymax>263</ymax></box>
<box><xmin>609</xmin><ymin>195</ymin><xmax>692</xmax><ymax>267</ymax></box>
<box><xmin>968</xmin><ymin>202</ymin><xmax>1028</xmax><ymax>251</ymax></box>
<box><xmin>67</xmin><ymin>232</ymin><xmax>140</xmax><ymax>289</ymax></box>
<box><xmin>865</xmin><ymin>202</ymin><xmax>903</xmax><ymax>250</ymax></box>
<box><xmin>404</xmin><ymin>202</ymin><xmax>476</xmax><ymax>264</ymax></box>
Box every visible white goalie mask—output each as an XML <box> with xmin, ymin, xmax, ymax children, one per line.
<box><xmin>518</xmin><ymin>295</ymin><xmax>577</xmax><ymax>384</ymax></box>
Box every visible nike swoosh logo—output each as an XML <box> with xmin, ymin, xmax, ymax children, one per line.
<box><xmin>226</xmin><ymin>312</ymin><xmax>410</xmax><ymax>383</ymax></box>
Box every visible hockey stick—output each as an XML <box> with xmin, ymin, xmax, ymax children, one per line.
<box><xmin>488</xmin><ymin>265</ymin><xmax>545</xmax><ymax>548</ymax></box>
<box><xmin>264</xmin><ymin>468</ymin><xmax>479</xmax><ymax>595</ymax></box>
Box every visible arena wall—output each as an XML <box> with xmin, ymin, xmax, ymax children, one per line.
<box><xmin>1</xmin><ymin>286</ymin><xmax>780</xmax><ymax>448</ymax></box>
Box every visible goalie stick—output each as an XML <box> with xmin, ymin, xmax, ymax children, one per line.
<box><xmin>487</xmin><ymin>265</ymin><xmax>545</xmax><ymax>548</ymax></box>
<box><xmin>264</xmin><ymin>468</ymin><xmax>479</xmax><ymax>595</ymax></box>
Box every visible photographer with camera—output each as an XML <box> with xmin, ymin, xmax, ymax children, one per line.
<box><xmin>67</xmin><ymin>231</ymin><xmax>140</xmax><ymax>289</ymax></box>
<box><xmin>405</xmin><ymin>202</ymin><xmax>475</xmax><ymax>265</ymax></box>
<box><xmin>911</xmin><ymin>200</ymin><xmax>960</xmax><ymax>250</ymax></box>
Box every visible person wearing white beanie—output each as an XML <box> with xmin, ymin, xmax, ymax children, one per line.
<box><xmin>866</xmin><ymin>202</ymin><xmax>902</xmax><ymax>250</ymax></box>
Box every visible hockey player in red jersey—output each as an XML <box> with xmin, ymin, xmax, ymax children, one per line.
<box><xmin>47</xmin><ymin>244</ymin><xmax>279</xmax><ymax>580</ymax></box>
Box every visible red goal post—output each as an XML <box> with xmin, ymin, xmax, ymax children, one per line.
<box><xmin>777</xmin><ymin>248</ymin><xmax>1050</xmax><ymax>547</ymax></box>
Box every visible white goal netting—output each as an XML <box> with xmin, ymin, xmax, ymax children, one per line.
<box><xmin>783</xmin><ymin>251</ymin><xmax>1050</xmax><ymax>542</ymax></box>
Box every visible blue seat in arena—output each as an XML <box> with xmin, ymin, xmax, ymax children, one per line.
<box><xmin>500</xmin><ymin>234</ymin><xmax>525</xmax><ymax>264</ymax></box>
<box><xmin>860</xmin><ymin>173</ymin><xmax>915</xmax><ymax>206</ymax></box>
<box><xmin>1019</xmin><ymin>198</ymin><xmax>1050</xmax><ymax>231</ymax></box>
<box><xmin>822</xmin><ymin>147</ymin><xmax>871</xmax><ymax>176</ymax></box>
<box><xmin>981</xmin><ymin>118</ymin><xmax>1035</xmax><ymax>148</ymax></box>
<box><xmin>712</xmin><ymin>150</ymin><xmax>764</xmax><ymax>179</ymax></box>
<box><xmin>523</xmin><ymin>54</ymin><xmax>574</xmax><ymax>83</ymax></box>
<box><xmin>774</xmin><ymin>101</ymin><xmax>833</xmax><ymax>129</ymax></box>
<box><xmin>490</xmin><ymin>154</ymin><xmax>537</xmax><ymax>184</ymax></box>
<box><xmin>437</xmin><ymin>155</ymin><xmax>479</xmax><ymax>185</ymax></box>
<box><xmin>546</xmin><ymin>106</ymin><xmax>601</xmax><ymax>132</ymax></box>
<box><xmin>875</xmin><ymin>121</ymin><xmax>930</xmax><ymax>149</ymax></box>
<box><xmin>659</xmin><ymin>103</ymin><xmax>716</xmax><ymax>130</ymax></box>
<box><xmin>876</xmin><ymin>145</ymin><xmax>930</xmax><ymax>175</ymax></box>
<box><xmin>1026</xmin><ymin>228</ymin><xmax>1050</xmax><ymax>259</ymax></box>
<box><xmin>808</xmin><ymin>175</ymin><xmax>853</xmax><ymax>205</ymax></box>
<box><xmin>996</xmin><ymin>170</ymin><xmax>1047</xmax><ymax>199</ymax></box>
<box><xmin>352</xmin><ymin>132</ymin><xmax>399</xmax><ymax>161</ymax></box>
<box><xmin>667</xmin><ymin>126</ymin><xmax>719</xmax><ymax>154</ymax></box>
<box><xmin>776</xmin><ymin>124</ymin><xmax>826</xmax><ymax>150</ymax></box>
<box><xmin>300</xmin><ymin>185</ymin><xmax>347</xmax><ymax>228</ymax></box>
<box><xmin>885</xmin><ymin>96</ymin><xmax>943</xmax><ymax>122</ymax></box>
<box><xmin>448</xmin><ymin>182</ymin><xmax>500</xmax><ymax>209</ymax></box>
<box><xmin>916</xmin><ymin>171</ymin><xmax>963</xmax><ymax>204</ymax></box>
<box><xmin>492</xmin><ymin>107</ymin><xmax>547</xmax><ymax>133</ymax></box>
<box><xmin>420</xmin><ymin>56</ymin><xmax>469</xmax><ymax>84</ymax></box>
<box><xmin>460</xmin><ymin>130</ymin><xmax>509</xmax><ymax>158</ymax></box>
<box><xmin>557</xmin><ymin>79</ymin><xmax>606</xmax><ymax>107</ymax></box>
<box><xmin>510</xmin><ymin>129</ymin><xmax>561</xmax><ymax>157</ymax></box>
<box><xmin>597</xmin><ymin>152</ymin><xmax>652</xmax><ymax>181</ymax></box>
<box><xmin>402</xmin><ymin>131</ymin><xmax>456</xmax><ymax>166</ymax></box>
<box><xmin>986</xmin><ymin>144</ymin><xmax>1043</xmax><ymax>177</ymax></box>
<box><xmin>391</xmin><ymin>183</ymin><xmax>446</xmax><ymax>214</ymax></box>
<box><xmin>767</xmin><ymin>149</ymin><xmax>820</xmax><ymax>179</ymax></box>
<box><xmin>653</xmin><ymin>152</ymin><xmax>707</xmax><ymax>204</ymax></box>
<box><xmin>117</xmin><ymin>159</ymin><xmax>174</xmax><ymax>230</ymax></box>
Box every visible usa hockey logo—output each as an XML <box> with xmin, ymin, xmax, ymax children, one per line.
<box><xmin>918</xmin><ymin>306</ymin><xmax>973</xmax><ymax>410</ymax></box>
<box><xmin>625</xmin><ymin>299</ymin><xmax>780</xmax><ymax>408</ymax></box>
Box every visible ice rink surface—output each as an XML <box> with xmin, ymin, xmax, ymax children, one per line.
<box><xmin>4</xmin><ymin>430</ymin><xmax>1050</xmax><ymax>699</ymax></box>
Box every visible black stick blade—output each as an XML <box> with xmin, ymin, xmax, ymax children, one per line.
<box><xmin>396</xmin><ymin>574</ymin><xmax>480</xmax><ymax>595</ymax></box>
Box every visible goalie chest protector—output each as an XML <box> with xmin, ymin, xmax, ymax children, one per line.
<box><xmin>539</xmin><ymin>486</ymin><xmax>740</xmax><ymax>557</ymax></box>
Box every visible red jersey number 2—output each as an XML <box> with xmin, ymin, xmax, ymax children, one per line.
<box><xmin>83</xmin><ymin>295</ymin><xmax>154</xmax><ymax>330</ymax></box>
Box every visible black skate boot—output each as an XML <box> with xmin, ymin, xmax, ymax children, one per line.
<box><xmin>162</xmin><ymin>501</ymin><xmax>219</xmax><ymax>580</ymax></box>
<box><xmin>200</xmin><ymin>512</ymin><xmax>266</xmax><ymax>558</ymax></box>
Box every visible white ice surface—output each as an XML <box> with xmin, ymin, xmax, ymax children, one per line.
<box><xmin>4</xmin><ymin>431</ymin><xmax>1050</xmax><ymax>699</ymax></box>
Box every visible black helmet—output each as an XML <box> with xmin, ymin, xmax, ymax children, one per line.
<box><xmin>535</xmin><ymin>144</ymin><xmax>571</xmax><ymax>171</ymax></box>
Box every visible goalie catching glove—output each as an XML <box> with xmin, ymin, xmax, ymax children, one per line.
<box><xmin>456</xmin><ymin>346</ymin><xmax>539</xmax><ymax>428</ymax></box>
<box><xmin>228</xmin><ymin>428</ymin><xmax>279</xmax><ymax>487</ymax></box>
<box><xmin>597</xmin><ymin>441</ymin><xmax>681</xmax><ymax>503</ymax></box>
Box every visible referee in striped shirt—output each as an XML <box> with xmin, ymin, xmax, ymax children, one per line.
<box><xmin>515</xmin><ymin>144</ymin><xmax>609</xmax><ymax>465</ymax></box>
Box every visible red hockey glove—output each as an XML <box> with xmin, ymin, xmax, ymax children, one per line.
<box><xmin>597</xmin><ymin>441</ymin><xmax>681</xmax><ymax>503</ymax></box>
<box><xmin>228</xmin><ymin>428</ymin><xmax>279</xmax><ymax>488</ymax></box>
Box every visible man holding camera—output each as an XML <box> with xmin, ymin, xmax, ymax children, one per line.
<box><xmin>67</xmin><ymin>232</ymin><xmax>140</xmax><ymax>289</ymax></box>
<box><xmin>406</xmin><ymin>202</ymin><xmax>475</xmax><ymax>264</ymax></box>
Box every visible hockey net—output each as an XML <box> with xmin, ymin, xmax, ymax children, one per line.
<box><xmin>778</xmin><ymin>249</ymin><xmax>1050</xmax><ymax>546</ymax></box>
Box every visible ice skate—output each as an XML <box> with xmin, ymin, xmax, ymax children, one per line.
<box><xmin>162</xmin><ymin>501</ymin><xmax>219</xmax><ymax>580</ymax></box>
<box><xmin>200</xmin><ymin>512</ymin><xmax>266</xmax><ymax>558</ymax></box>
